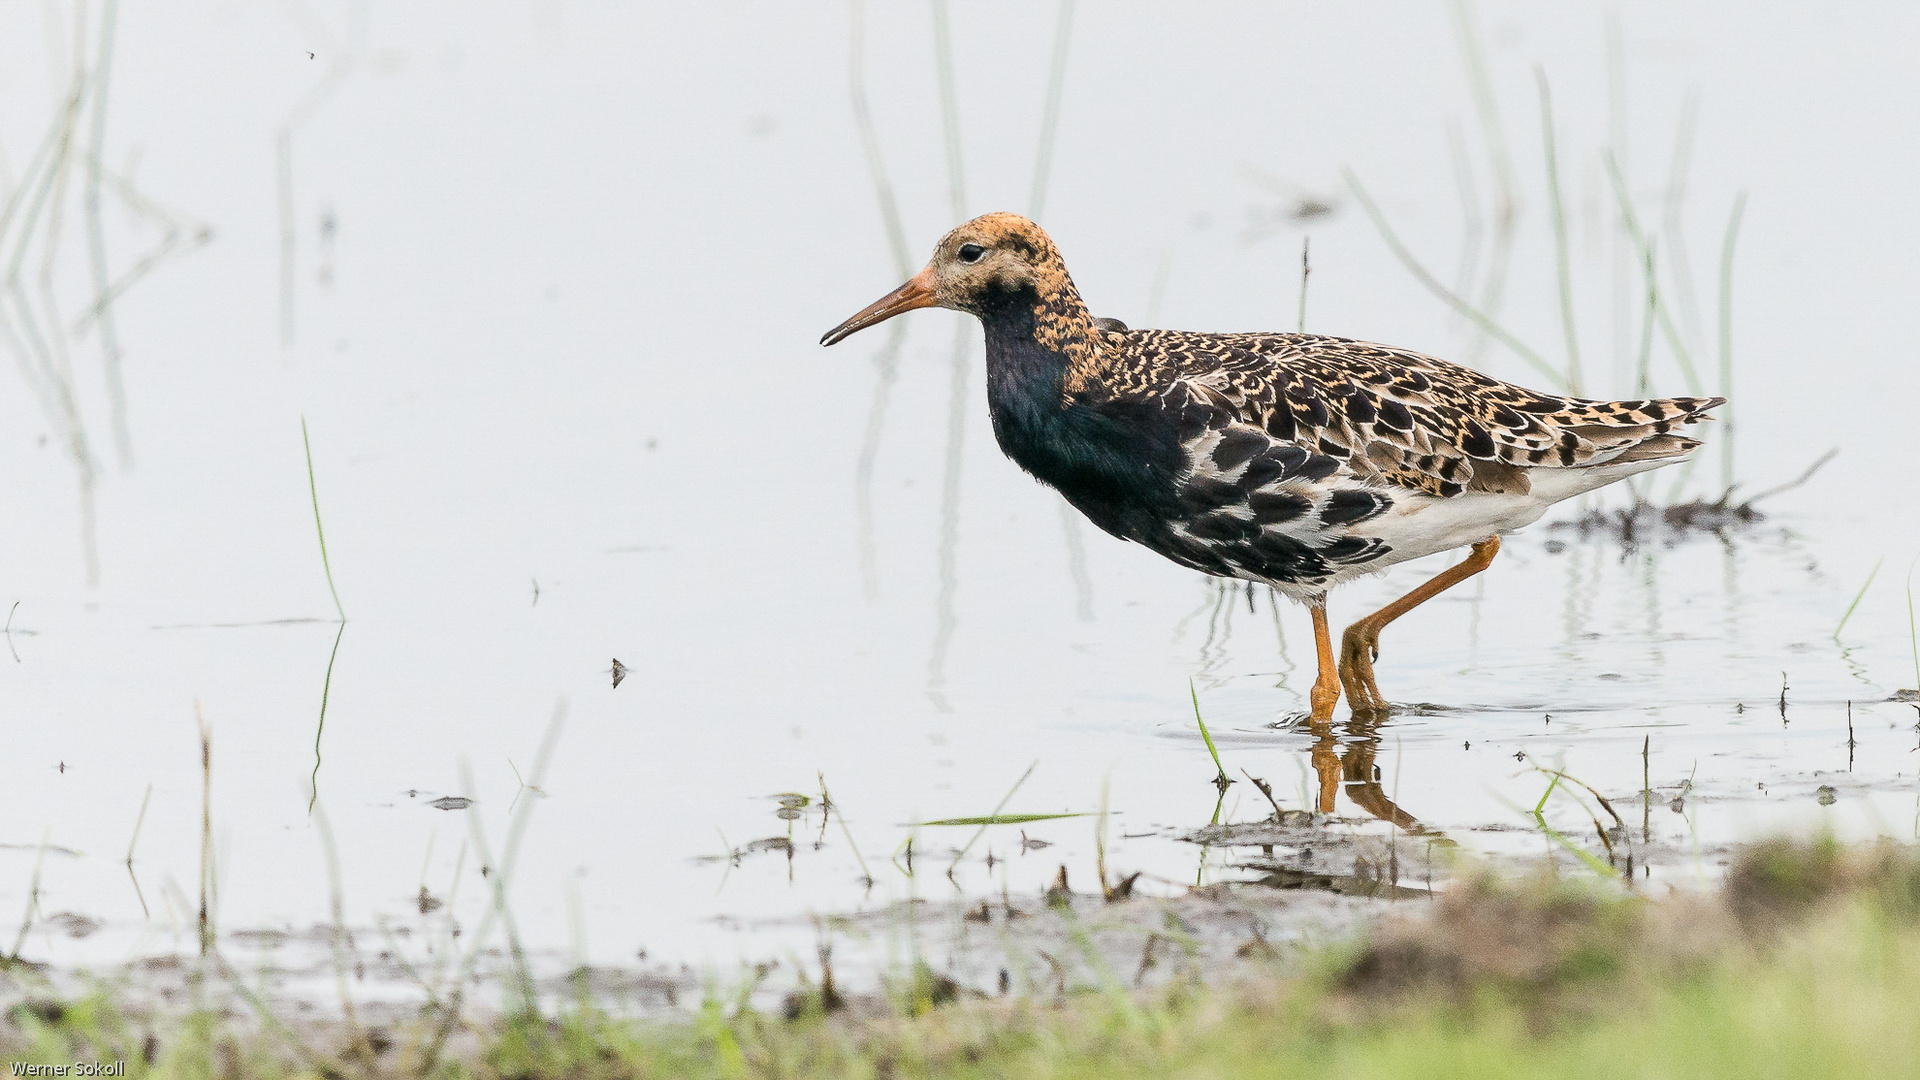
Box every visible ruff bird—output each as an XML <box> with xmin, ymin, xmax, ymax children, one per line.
<box><xmin>821</xmin><ymin>213</ymin><xmax>1722</xmax><ymax>720</ymax></box>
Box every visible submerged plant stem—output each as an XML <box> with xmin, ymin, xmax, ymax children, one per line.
<box><xmin>1344</xmin><ymin>170</ymin><xmax>1565</xmax><ymax>390</ymax></box>
<box><xmin>1604</xmin><ymin>152</ymin><xmax>1704</xmax><ymax>394</ymax></box>
<box><xmin>847</xmin><ymin>0</ymin><xmax>912</xmax><ymax>280</ymax></box>
<box><xmin>1027</xmin><ymin>0</ymin><xmax>1075</xmax><ymax>221</ymax></box>
<box><xmin>1907</xmin><ymin>556</ymin><xmax>1919</xmax><ymax>695</ymax></box>
<box><xmin>1296</xmin><ymin>236</ymin><xmax>1310</xmax><ymax>334</ymax></box>
<box><xmin>930</xmin><ymin>0</ymin><xmax>966</xmax><ymax>221</ymax></box>
<box><xmin>197</xmin><ymin>703</ymin><xmax>214</xmax><ymax>957</ymax></box>
<box><xmin>309</xmin><ymin>619</ymin><xmax>345</xmax><ymax>813</ymax></box>
<box><xmin>1535</xmin><ymin>68</ymin><xmax>1583</xmax><ymax>395</ymax></box>
<box><xmin>1716</xmin><ymin>193</ymin><xmax>1748</xmax><ymax>494</ymax></box>
<box><xmin>84</xmin><ymin>0</ymin><xmax>129</xmax><ymax>468</ymax></box>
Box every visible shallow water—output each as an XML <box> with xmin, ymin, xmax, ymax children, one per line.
<box><xmin>4</xmin><ymin>2</ymin><xmax>1919</xmax><ymax>988</ymax></box>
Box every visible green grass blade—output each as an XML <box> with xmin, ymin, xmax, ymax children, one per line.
<box><xmin>1535</xmin><ymin>67</ymin><xmax>1583</xmax><ymax>395</ymax></box>
<box><xmin>930</xmin><ymin>0</ymin><xmax>966</xmax><ymax>220</ymax></box>
<box><xmin>1717</xmin><ymin>192</ymin><xmax>1749</xmax><ymax>492</ymax></box>
<box><xmin>301</xmin><ymin>416</ymin><xmax>346</xmax><ymax>622</ymax></box>
<box><xmin>1604</xmin><ymin>151</ymin><xmax>1703</xmax><ymax>393</ymax></box>
<box><xmin>1026</xmin><ymin>0</ymin><xmax>1074</xmax><ymax>220</ymax></box>
<box><xmin>1533</xmin><ymin>812</ymin><xmax>1620</xmax><ymax>878</ymax></box>
<box><xmin>1834</xmin><ymin>557</ymin><xmax>1883</xmax><ymax>641</ymax></box>
<box><xmin>1189</xmin><ymin>680</ymin><xmax>1229</xmax><ymax>785</ymax></box>
<box><xmin>1633</xmin><ymin>239</ymin><xmax>1658</xmax><ymax>398</ymax></box>
<box><xmin>915</xmin><ymin>813</ymin><xmax>1090</xmax><ymax>827</ymax></box>
<box><xmin>308</xmin><ymin>619</ymin><xmax>346</xmax><ymax>814</ymax></box>
<box><xmin>1344</xmin><ymin>169</ymin><xmax>1565</xmax><ymax>390</ymax></box>
<box><xmin>846</xmin><ymin>0</ymin><xmax>912</xmax><ymax>279</ymax></box>
<box><xmin>948</xmin><ymin>760</ymin><xmax>1038</xmax><ymax>872</ymax></box>
<box><xmin>1907</xmin><ymin>556</ymin><xmax>1919</xmax><ymax>693</ymax></box>
<box><xmin>1532</xmin><ymin>770</ymin><xmax>1563</xmax><ymax>816</ymax></box>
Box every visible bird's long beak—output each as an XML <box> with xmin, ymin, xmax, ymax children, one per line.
<box><xmin>820</xmin><ymin>267</ymin><xmax>938</xmax><ymax>346</ymax></box>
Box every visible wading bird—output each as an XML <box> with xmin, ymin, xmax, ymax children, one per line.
<box><xmin>822</xmin><ymin>214</ymin><xmax>1721</xmax><ymax>720</ymax></box>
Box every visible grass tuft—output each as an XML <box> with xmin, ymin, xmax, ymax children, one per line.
<box><xmin>12</xmin><ymin>840</ymin><xmax>1920</xmax><ymax>1078</ymax></box>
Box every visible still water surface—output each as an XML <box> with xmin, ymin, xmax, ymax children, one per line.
<box><xmin>4</xmin><ymin>3</ymin><xmax>1918</xmax><ymax>981</ymax></box>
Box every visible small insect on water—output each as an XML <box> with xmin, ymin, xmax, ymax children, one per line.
<box><xmin>610</xmin><ymin>658</ymin><xmax>628</xmax><ymax>689</ymax></box>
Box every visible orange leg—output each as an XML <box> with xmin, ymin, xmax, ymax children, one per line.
<box><xmin>1340</xmin><ymin>536</ymin><xmax>1502</xmax><ymax>717</ymax></box>
<box><xmin>1307</xmin><ymin>603</ymin><xmax>1344</xmax><ymax>812</ymax></box>
<box><xmin>1308</xmin><ymin>603</ymin><xmax>1341</xmax><ymax>722</ymax></box>
<box><xmin>1309</xmin><ymin>726</ymin><xmax>1341</xmax><ymax>814</ymax></box>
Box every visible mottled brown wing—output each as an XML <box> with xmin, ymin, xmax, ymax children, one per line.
<box><xmin>1119</xmin><ymin>331</ymin><xmax>1723</xmax><ymax>498</ymax></box>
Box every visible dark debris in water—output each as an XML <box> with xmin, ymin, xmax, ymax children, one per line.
<box><xmin>1546</xmin><ymin>449</ymin><xmax>1836</xmax><ymax>549</ymax></box>
<box><xmin>42</xmin><ymin>913</ymin><xmax>102</xmax><ymax>940</ymax></box>
<box><xmin>1547</xmin><ymin>499</ymin><xmax>1764</xmax><ymax>548</ymax></box>
<box><xmin>1181</xmin><ymin>817</ymin><xmax>1450</xmax><ymax>899</ymax></box>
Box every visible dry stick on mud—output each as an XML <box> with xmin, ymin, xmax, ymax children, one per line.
<box><xmin>1094</xmin><ymin>776</ymin><xmax>1111</xmax><ymax>898</ymax></box>
<box><xmin>1241</xmin><ymin>769</ymin><xmax>1286</xmax><ymax>822</ymax></box>
<box><xmin>1515</xmin><ymin>755</ymin><xmax>1624</xmax><ymax>878</ymax></box>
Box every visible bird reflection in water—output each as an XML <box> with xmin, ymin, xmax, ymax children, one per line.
<box><xmin>1304</xmin><ymin>712</ymin><xmax>1436</xmax><ymax>836</ymax></box>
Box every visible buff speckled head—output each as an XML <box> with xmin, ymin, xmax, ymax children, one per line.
<box><xmin>821</xmin><ymin>213</ymin><xmax>1070</xmax><ymax>345</ymax></box>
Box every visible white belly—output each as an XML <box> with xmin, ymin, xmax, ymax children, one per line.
<box><xmin>1339</xmin><ymin>456</ymin><xmax>1678</xmax><ymax>577</ymax></box>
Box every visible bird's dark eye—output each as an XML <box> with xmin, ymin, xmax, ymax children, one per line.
<box><xmin>957</xmin><ymin>243</ymin><xmax>986</xmax><ymax>263</ymax></box>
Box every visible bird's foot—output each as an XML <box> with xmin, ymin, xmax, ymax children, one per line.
<box><xmin>1338</xmin><ymin>623</ymin><xmax>1390</xmax><ymax>719</ymax></box>
<box><xmin>1308</xmin><ymin>680</ymin><xmax>1341</xmax><ymax>723</ymax></box>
